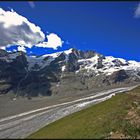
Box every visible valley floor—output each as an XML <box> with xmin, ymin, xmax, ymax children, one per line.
<box><xmin>0</xmin><ymin>83</ymin><xmax>137</xmax><ymax>119</ymax></box>
<box><xmin>0</xmin><ymin>86</ymin><xmax>136</xmax><ymax>138</ymax></box>
<box><xmin>28</xmin><ymin>86</ymin><xmax>140</xmax><ymax>139</ymax></box>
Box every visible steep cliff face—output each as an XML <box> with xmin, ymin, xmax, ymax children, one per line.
<box><xmin>0</xmin><ymin>48</ymin><xmax>140</xmax><ymax>97</ymax></box>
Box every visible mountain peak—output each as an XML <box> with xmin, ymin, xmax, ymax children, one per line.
<box><xmin>0</xmin><ymin>48</ymin><xmax>140</xmax><ymax>97</ymax></box>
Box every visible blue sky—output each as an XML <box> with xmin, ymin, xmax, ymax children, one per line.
<box><xmin>0</xmin><ymin>2</ymin><xmax>140</xmax><ymax>61</ymax></box>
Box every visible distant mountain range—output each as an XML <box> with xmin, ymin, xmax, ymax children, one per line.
<box><xmin>0</xmin><ymin>48</ymin><xmax>140</xmax><ymax>97</ymax></box>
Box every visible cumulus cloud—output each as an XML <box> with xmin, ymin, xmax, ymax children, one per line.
<box><xmin>0</xmin><ymin>8</ymin><xmax>64</xmax><ymax>52</ymax></box>
<box><xmin>134</xmin><ymin>3</ymin><xmax>140</xmax><ymax>18</ymax></box>
<box><xmin>36</xmin><ymin>33</ymin><xmax>63</xmax><ymax>50</ymax></box>
<box><xmin>17</xmin><ymin>46</ymin><xmax>26</xmax><ymax>53</ymax></box>
<box><xmin>0</xmin><ymin>8</ymin><xmax>45</xmax><ymax>48</ymax></box>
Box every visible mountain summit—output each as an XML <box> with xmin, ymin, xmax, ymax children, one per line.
<box><xmin>0</xmin><ymin>48</ymin><xmax>140</xmax><ymax>97</ymax></box>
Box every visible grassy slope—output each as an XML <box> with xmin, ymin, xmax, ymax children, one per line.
<box><xmin>28</xmin><ymin>86</ymin><xmax>140</xmax><ymax>139</ymax></box>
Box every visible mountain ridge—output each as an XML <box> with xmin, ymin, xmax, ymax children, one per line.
<box><xmin>0</xmin><ymin>48</ymin><xmax>140</xmax><ymax>97</ymax></box>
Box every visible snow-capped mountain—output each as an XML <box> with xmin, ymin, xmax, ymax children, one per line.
<box><xmin>0</xmin><ymin>48</ymin><xmax>140</xmax><ymax>97</ymax></box>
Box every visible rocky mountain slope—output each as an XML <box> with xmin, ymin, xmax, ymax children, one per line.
<box><xmin>0</xmin><ymin>48</ymin><xmax>140</xmax><ymax>97</ymax></box>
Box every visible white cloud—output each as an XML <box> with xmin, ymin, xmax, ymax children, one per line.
<box><xmin>7</xmin><ymin>50</ymin><xmax>12</xmax><ymax>53</ymax></box>
<box><xmin>29</xmin><ymin>51</ymin><xmax>33</xmax><ymax>54</ymax></box>
<box><xmin>1</xmin><ymin>46</ymin><xmax>6</xmax><ymax>50</ymax></box>
<box><xmin>134</xmin><ymin>3</ymin><xmax>140</xmax><ymax>18</ymax></box>
<box><xmin>65</xmin><ymin>40</ymin><xmax>70</xmax><ymax>45</ymax></box>
<box><xmin>13</xmin><ymin>49</ymin><xmax>17</xmax><ymax>52</ymax></box>
<box><xmin>0</xmin><ymin>8</ymin><xmax>45</xmax><ymax>48</ymax></box>
<box><xmin>0</xmin><ymin>8</ymin><xmax>64</xmax><ymax>52</ymax></box>
<box><xmin>36</xmin><ymin>33</ymin><xmax>63</xmax><ymax>50</ymax></box>
<box><xmin>17</xmin><ymin>46</ymin><xmax>26</xmax><ymax>53</ymax></box>
<box><xmin>28</xmin><ymin>1</ymin><xmax>36</xmax><ymax>8</ymax></box>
